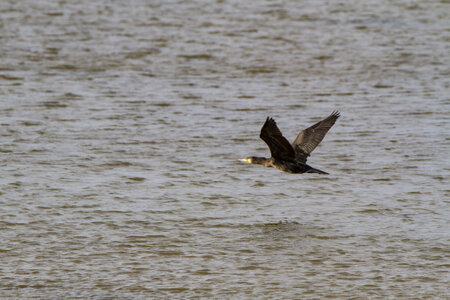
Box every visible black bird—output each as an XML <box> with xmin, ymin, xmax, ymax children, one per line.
<box><xmin>239</xmin><ymin>111</ymin><xmax>340</xmax><ymax>174</ymax></box>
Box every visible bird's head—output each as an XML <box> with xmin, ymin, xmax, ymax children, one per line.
<box><xmin>238</xmin><ymin>157</ymin><xmax>268</xmax><ymax>165</ymax></box>
<box><xmin>238</xmin><ymin>157</ymin><xmax>253</xmax><ymax>164</ymax></box>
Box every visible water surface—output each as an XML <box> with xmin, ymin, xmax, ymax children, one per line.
<box><xmin>0</xmin><ymin>0</ymin><xmax>449</xmax><ymax>298</ymax></box>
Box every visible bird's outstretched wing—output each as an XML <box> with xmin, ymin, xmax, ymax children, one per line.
<box><xmin>260</xmin><ymin>117</ymin><xmax>295</xmax><ymax>160</ymax></box>
<box><xmin>292</xmin><ymin>111</ymin><xmax>340</xmax><ymax>163</ymax></box>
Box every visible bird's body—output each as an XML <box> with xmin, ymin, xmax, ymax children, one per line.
<box><xmin>239</xmin><ymin>111</ymin><xmax>340</xmax><ymax>174</ymax></box>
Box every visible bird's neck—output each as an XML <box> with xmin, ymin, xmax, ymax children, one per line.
<box><xmin>252</xmin><ymin>157</ymin><xmax>271</xmax><ymax>166</ymax></box>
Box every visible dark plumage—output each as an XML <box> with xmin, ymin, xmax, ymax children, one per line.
<box><xmin>239</xmin><ymin>111</ymin><xmax>340</xmax><ymax>174</ymax></box>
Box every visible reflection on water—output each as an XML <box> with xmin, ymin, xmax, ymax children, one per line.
<box><xmin>0</xmin><ymin>0</ymin><xmax>448</xmax><ymax>298</ymax></box>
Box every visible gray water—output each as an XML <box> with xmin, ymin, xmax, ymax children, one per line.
<box><xmin>1</xmin><ymin>0</ymin><xmax>449</xmax><ymax>299</ymax></box>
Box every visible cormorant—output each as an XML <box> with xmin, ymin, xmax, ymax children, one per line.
<box><xmin>239</xmin><ymin>111</ymin><xmax>340</xmax><ymax>174</ymax></box>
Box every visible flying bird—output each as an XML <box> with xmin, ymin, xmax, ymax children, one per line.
<box><xmin>239</xmin><ymin>111</ymin><xmax>340</xmax><ymax>174</ymax></box>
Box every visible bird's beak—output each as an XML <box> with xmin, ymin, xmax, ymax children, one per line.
<box><xmin>239</xmin><ymin>158</ymin><xmax>251</xmax><ymax>164</ymax></box>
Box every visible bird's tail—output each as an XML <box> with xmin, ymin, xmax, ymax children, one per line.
<box><xmin>307</xmin><ymin>167</ymin><xmax>329</xmax><ymax>175</ymax></box>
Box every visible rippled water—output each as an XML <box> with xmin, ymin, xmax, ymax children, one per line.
<box><xmin>1</xmin><ymin>0</ymin><xmax>449</xmax><ymax>298</ymax></box>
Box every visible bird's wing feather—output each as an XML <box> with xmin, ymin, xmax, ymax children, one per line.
<box><xmin>292</xmin><ymin>111</ymin><xmax>340</xmax><ymax>163</ymax></box>
<box><xmin>260</xmin><ymin>117</ymin><xmax>295</xmax><ymax>160</ymax></box>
